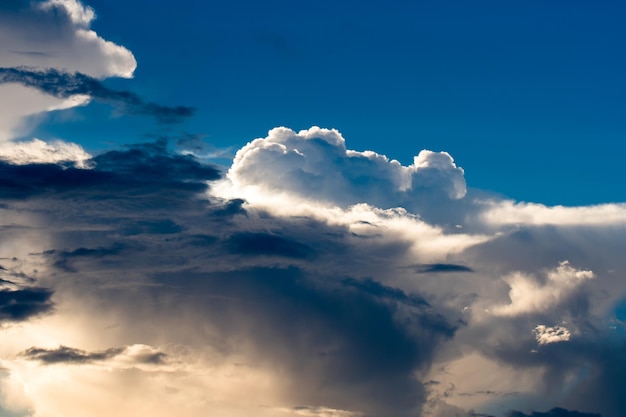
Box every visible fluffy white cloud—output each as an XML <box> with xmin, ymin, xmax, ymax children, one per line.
<box><xmin>494</xmin><ymin>261</ymin><xmax>595</xmax><ymax>316</ymax></box>
<box><xmin>228</xmin><ymin>127</ymin><xmax>467</xmax><ymax>212</ymax></box>
<box><xmin>0</xmin><ymin>0</ymin><xmax>136</xmax><ymax>79</ymax></box>
<box><xmin>534</xmin><ymin>325</ymin><xmax>571</xmax><ymax>345</ymax></box>
<box><xmin>0</xmin><ymin>0</ymin><xmax>136</xmax><ymax>141</ymax></box>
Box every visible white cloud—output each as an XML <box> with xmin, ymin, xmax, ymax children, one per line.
<box><xmin>480</xmin><ymin>200</ymin><xmax>626</xmax><ymax>226</ymax></box>
<box><xmin>228</xmin><ymin>126</ymin><xmax>467</xmax><ymax>212</ymax></box>
<box><xmin>0</xmin><ymin>0</ymin><xmax>136</xmax><ymax>79</ymax></box>
<box><xmin>0</xmin><ymin>138</ymin><xmax>92</xmax><ymax>167</ymax></box>
<box><xmin>275</xmin><ymin>406</ymin><xmax>363</xmax><ymax>417</ymax></box>
<box><xmin>0</xmin><ymin>0</ymin><xmax>136</xmax><ymax>141</ymax></box>
<box><xmin>38</xmin><ymin>0</ymin><xmax>96</xmax><ymax>27</ymax></box>
<box><xmin>494</xmin><ymin>261</ymin><xmax>595</xmax><ymax>316</ymax></box>
<box><xmin>534</xmin><ymin>325</ymin><xmax>571</xmax><ymax>345</ymax></box>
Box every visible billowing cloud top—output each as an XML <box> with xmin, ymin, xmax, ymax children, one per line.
<box><xmin>0</xmin><ymin>0</ymin><xmax>136</xmax><ymax>78</ymax></box>
<box><xmin>229</xmin><ymin>127</ymin><xmax>467</xmax><ymax>211</ymax></box>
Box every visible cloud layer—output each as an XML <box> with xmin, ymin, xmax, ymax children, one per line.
<box><xmin>0</xmin><ymin>133</ymin><xmax>623</xmax><ymax>417</ymax></box>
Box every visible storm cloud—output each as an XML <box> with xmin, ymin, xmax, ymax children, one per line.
<box><xmin>0</xmin><ymin>135</ymin><xmax>621</xmax><ymax>417</ymax></box>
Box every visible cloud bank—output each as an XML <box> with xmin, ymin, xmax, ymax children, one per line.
<box><xmin>0</xmin><ymin>130</ymin><xmax>622</xmax><ymax>417</ymax></box>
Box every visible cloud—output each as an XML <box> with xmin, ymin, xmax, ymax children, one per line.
<box><xmin>226</xmin><ymin>232</ymin><xmax>314</xmax><ymax>259</ymax></box>
<box><xmin>533</xmin><ymin>325</ymin><xmax>571</xmax><ymax>345</ymax></box>
<box><xmin>0</xmin><ymin>287</ymin><xmax>53</xmax><ymax>322</ymax></box>
<box><xmin>507</xmin><ymin>408</ymin><xmax>601</xmax><ymax>417</ymax></box>
<box><xmin>0</xmin><ymin>137</ymin><xmax>91</xmax><ymax>167</ymax></box>
<box><xmin>0</xmin><ymin>0</ymin><xmax>136</xmax><ymax>140</ymax></box>
<box><xmin>276</xmin><ymin>406</ymin><xmax>363</xmax><ymax>417</ymax></box>
<box><xmin>21</xmin><ymin>344</ymin><xmax>167</xmax><ymax>366</ymax></box>
<box><xmin>0</xmin><ymin>67</ymin><xmax>195</xmax><ymax>124</ymax></box>
<box><xmin>0</xmin><ymin>141</ymin><xmax>466</xmax><ymax>417</ymax></box>
<box><xmin>0</xmin><ymin>0</ymin><xmax>135</xmax><ymax>78</ymax></box>
<box><xmin>228</xmin><ymin>126</ymin><xmax>467</xmax><ymax>211</ymax></box>
<box><xmin>1</xmin><ymin>129</ymin><xmax>626</xmax><ymax>417</ymax></box>
<box><xmin>493</xmin><ymin>261</ymin><xmax>595</xmax><ymax>316</ymax></box>
<box><xmin>22</xmin><ymin>345</ymin><xmax>123</xmax><ymax>364</ymax></box>
<box><xmin>481</xmin><ymin>200</ymin><xmax>626</xmax><ymax>226</ymax></box>
<box><xmin>414</xmin><ymin>263</ymin><xmax>474</xmax><ymax>274</ymax></box>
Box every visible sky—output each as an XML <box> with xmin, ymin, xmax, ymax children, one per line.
<box><xmin>0</xmin><ymin>1</ymin><xmax>625</xmax><ymax>417</ymax></box>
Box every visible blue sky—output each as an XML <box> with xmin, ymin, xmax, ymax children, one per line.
<box><xmin>34</xmin><ymin>0</ymin><xmax>626</xmax><ymax>205</ymax></box>
<box><xmin>2</xmin><ymin>2</ymin><xmax>626</xmax><ymax>417</ymax></box>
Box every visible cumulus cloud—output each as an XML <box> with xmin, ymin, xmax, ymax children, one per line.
<box><xmin>0</xmin><ymin>0</ymin><xmax>136</xmax><ymax>78</ymax></box>
<box><xmin>533</xmin><ymin>325</ymin><xmax>571</xmax><ymax>346</ymax></box>
<box><xmin>228</xmin><ymin>126</ymin><xmax>467</xmax><ymax>211</ymax></box>
<box><xmin>494</xmin><ymin>261</ymin><xmax>595</xmax><ymax>316</ymax></box>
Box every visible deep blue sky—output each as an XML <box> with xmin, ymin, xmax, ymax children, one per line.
<box><xmin>39</xmin><ymin>0</ymin><xmax>626</xmax><ymax>206</ymax></box>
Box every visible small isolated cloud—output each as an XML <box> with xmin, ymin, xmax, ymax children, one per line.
<box><xmin>533</xmin><ymin>325</ymin><xmax>571</xmax><ymax>345</ymax></box>
<box><xmin>22</xmin><ymin>345</ymin><xmax>124</xmax><ymax>364</ymax></box>
<box><xmin>21</xmin><ymin>344</ymin><xmax>167</xmax><ymax>366</ymax></box>
<box><xmin>228</xmin><ymin>126</ymin><xmax>467</xmax><ymax>211</ymax></box>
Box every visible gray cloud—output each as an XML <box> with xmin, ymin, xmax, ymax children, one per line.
<box><xmin>22</xmin><ymin>345</ymin><xmax>124</xmax><ymax>364</ymax></box>
<box><xmin>0</xmin><ymin>67</ymin><xmax>194</xmax><ymax>124</ymax></box>
<box><xmin>507</xmin><ymin>408</ymin><xmax>601</xmax><ymax>417</ymax></box>
<box><xmin>0</xmin><ymin>135</ymin><xmax>624</xmax><ymax>417</ymax></box>
<box><xmin>0</xmin><ymin>287</ymin><xmax>53</xmax><ymax>321</ymax></box>
<box><xmin>22</xmin><ymin>344</ymin><xmax>168</xmax><ymax>365</ymax></box>
<box><xmin>414</xmin><ymin>263</ymin><xmax>474</xmax><ymax>274</ymax></box>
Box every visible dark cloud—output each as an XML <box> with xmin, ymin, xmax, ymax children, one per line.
<box><xmin>151</xmin><ymin>266</ymin><xmax>456</xmax><ymax>417</ymax></box>
<box><xmin>507</xmin><ymin>408</ymin><xmax>601</xmax><ymax>417</ymax></box>
<box><xmin>22</xmin><ymin>345</ymin><xmax>123</xmax><ymax>364</ymax></box>
<box><xmin>0</xmin><ymin>139</ymin><xmax>621</xmax><ymax>417</ymax></box>
<box><xmin>0</xmin><ymin>160</ymin><xmax>112</xmax><ymax>198</ymax></box>
<box><xmin>414</xmin><ymin>263</ymin><xmax>474</xmax><ymax>274</ymax></box>
<box><xmin>21</xmin><ymin>345</ymin><xmax>167</xmax><ymax>365</ymax></box>
<box><xmin>0</xmin><ymin>287</ymin><xmax>53</xmax><ymax>321</ymax></box>
<box><xmin>0</xmin><ymin>67</ymin><xmax>194</xmax><ymax>123</ymax></box>
<box><xmin>225</xmin><ymin>232</ymin><xmax>313</xmax><ymax>259</ymax></box>
<box><xmin>341</xmin><ymin>277</ymin><xmax>430</xmax><ymax>309</ymax></box>
<box><xmin>0</xmin><ymin>141</ymin><xmax>220</xmax><ymax>200</ymax></box>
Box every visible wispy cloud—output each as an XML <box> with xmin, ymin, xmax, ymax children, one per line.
<box><xmin>0</xmin><ymin>67</ymin><xmax>195</xmax><ymax>124</ymax></box>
